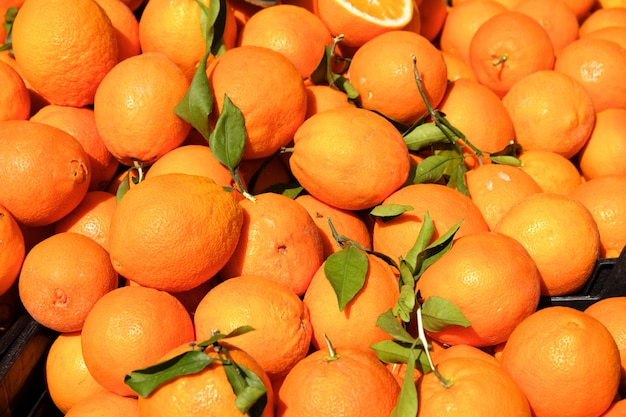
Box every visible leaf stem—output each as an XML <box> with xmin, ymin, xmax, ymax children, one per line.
<box><xmin>416</xmin><ymin>304</ymin><xmax>451</xmax><ymax>388</ymax></box>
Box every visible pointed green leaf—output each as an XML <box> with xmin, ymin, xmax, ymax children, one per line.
<box><xmin>369</xmin><ymin>204</ymin><xmax>413</xmax><ymax>221</ymax></box>
<box><xmin>370</xmin><ymin>340</ymin><xmax>415</xmax><ymax>364</ymax></box>
<box><xmin>209</xmin><ymin>94</ymin><xmax>246</xmax><ymax>170</ymax></box>
<box><xmin>393</xmin><ymin>283</ymin><xmax>417</xmax><ymax>323</ymax></box>
<box><xmin>414</xmin><ymin>220</ymin><xmax>461</xmax><ymax>278</ymax></box>
<box><xmin>174</xmin><ymin>49</ymin><xmax>213</xmax><ymax>140</ymax></box>
<box><xmin>196</xmin><ymin>326</ymin><xmax>256</xmax><ymax>348</ymax></box>
<box><xmin>310</xmin><ymin>45</ymin><xmax>331</xmax><ymax>85</ymax></box>
<box><xmin>223</xmin><ymin>362</ymin><xmax>268</xmax><ymax>416</ymax></box>
<box><xmin>324</xmin><ymin>246</ymin><xmax>369</xmax><ymax>311</ymax></box>
<box><xmin>445</xmin><ymin>160</ymin><xmax>469</xmax><ymax>196</ymax></box>
<box><xmin>376</xmin><ymin>309</ymin><xmax>416</xmax><ymax>344</ymax></box>
<box><xmin>404</xmin><ymin>211</ymin><xmax>435</xmax><ymax>271</ymax></box>
<box><xmin>402</xmin><ymin>122</ymin><xmax>455</xmax><ymax>151</ymax></box>
<box><xmin>421</xmin><ymin>296</ymin><xmax>471</xmax><ymax>332</ymax></box>
<box><xmin>391</xmin><ymin>350</ymin><xmax>419</xmax><ymax>417</ymax></box>
<box><xmin>490</xmin><ymin>155</ymin><xmax>522</xmax><ymax>167</ymax></box>
<box><xmin>413</xmin><ymin>154</ymin><xmax>457</xmax><ymax>184</ymax></box>
<box><xmin>115</xmin><ymin>171</ymin><xmax>132</xmax><ymax>204</ymax></box>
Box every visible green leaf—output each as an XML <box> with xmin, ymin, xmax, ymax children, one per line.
<box><xmin>445</xmin><ymin>160</ymin><xmax>469</xmax><ymax>196</ymax></box>
<box><xmin>196</xmin><ymin>326</ymin><xmax>256</xmax><ymax>348</ymax></box>
<box><xmin>421</xmin><ymin>296</ymin><xmax>471</xmax><ymax>332</ymax></box>
<box><xmin>413</xmin><ymin>154</ymin><xmax>457</xmax><ymax>184</ymax></box>
<box><xmin>391</xmin><ymin>350</ymin><xmax>419</xmax><ymax>417</ymax></box>
<box><xmin>490</xmin><ymin>155</ymin><xmax>522</xmax><ymax>167</ymax></box>
<box><xmin>376</xmin><ymin>309</ymin><xmax>416</xmax><ymax>344</ymax></box>
<box><xmin>414</xmin><ymin>220</ymin><xmax>461</xmax><ymax>278</ymax></box>
<box><xmin>393</xmin><ymin>283</ymin><xmax>417</xmax><ymax>323</ymax></box>
<box><xmin>403</xmin><ymin>211</ymin><xmax>436</xmax><ymax>271</ymax></box>
<box><xmin>324</xmin><ymin>246</ymin><xmax>369</xmax><ymax>311</ymax></box>
<box><xmin>402</xmin><ymin>122</ymin><xmax>455</xmax><ymax>151</ymax></box>
<box><xmin>371</xmin><ymin>339</ymin><xmax>416</xmax><ymax>364</ymax></box>
<box><xmin>174</xmin><ymin>48</ymin><xmax>213</xmax><ymax>140</ymax></box>
<box><xmin>209</xmin><ymin>94</ymin><xmax>246</xmax><ymax>170</ymax></box>
<box><xmin>125</xmin><ymin>349</ymin><xmax>214</xmax><ymax>398</ymax></box>
<box><xmin>223</xmin><ymin>361</ymin><xmax>268</xmax><ymax>416</ymax></box>
<box><xmin>332</xmin><ymin>73</ymin><xmax>359</xmax><ymax>100</ymax></box>
<box><xmin>369</xmin><ymin>204</ymin><xmax>413</xmax><ymax>221</ymax></box>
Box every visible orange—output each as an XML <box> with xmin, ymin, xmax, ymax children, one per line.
<box><xmin>54</xmin><ymin>191</ymin><xmax>117</xmax><ymax>252</ymax></box>
<box><xmin>465</xmin><ymin>163</ymin><xmax>543</xmax><ymax>230</ymax></box>
<box><xmin>289</xmin><ymin>107</ymin><xmax>410</xmax><ymax>211</ymax></box>
<box><xmin>512</xmin><ymin>0</ymin><xmax>579</xmax><ymax>56</ymax></box>
<box><xmin>304</xmin><ymin>84</ymin><xmax>356</xmax><ymax>120</ymax></box>
<box><xmin>433</xmin><ymin>344</ymin><xmax>501</xmax><ymax>367</ymax></box>
<box><xmin>579</xmin><ymin>7</ymin><xmax>626</xmax><ymax>36</ymax></box>
<box><xmin>81</xmin><ymin>285</ymin><xmax>195</xmax><ymax>397</ymax></box>
<box><xmin>601</xmin><ymin>399</ymin><xmax>626</xmax><ymax>416</ymax></box>
<box><xmin>441</xmin><ymin>51</ymin><xmax>478</xmax><ymax>81</ymax></box>
<box><xmin>237</xmin><ymin>156</ymin><xmax>294</xmax><ymax>195</ymax></box>
<box><xmin>418</xmin><ymin>231</ymin><xmax>541</xmax><ymax>347</ymax></box>
<box><xmin>108</xmin><ymin>173</ymin><xmax>243</xmax><ymax>293</ymax></box>
<box><xmin>206</xmin><ymin>45</ymin><xmax>307</xmax><ymax>160</ymax></box>
<box><xmin>316</xmin><ymin>0</ymin><xmax>413</xmax><ymax>48</ymax></box>
<box><xmin>237</xmin><ymin>4</ymin><xmax>333</xmax><ymax>80</ymax></box>
<box><xmin>372</xmin><ymin>183</ymin><xmax>490</xmax><ymax>263</ymax></box>
<box><xmin>417</xmin><ymin>357</ymin><xmax>532</xmax><ymax>417</ymax></box>
<box><xmin>577</xmin><ymin>108</ymin><xmax>626</xmax><ymax>180</ymax></box>
<box><xmin>0</xmin><ymin>120</ymin><xmax>90</xmax><ymax>226</ymax></box>
<box><xmin>517</xmin><ymin>149</ymin><xmax>583</xmax><ymax>195</ymax></box>
<box><xmin>30</xmin><ymin>104</ymin><xmax>120</xmax><ymax>192</ymax></box>
<box><xmin>94</xmin><ymin>0</ymin><xmax>141</xmax><ymax>62</ymax></box>
<box><xmin>45</xmin><ymin>332</ymin><xmax>109</xmax><ymax>414</ymax></box>
<box><xmin>219</xmin><ymin>192</ymin><xmax>325</xmax><ymax>296</ymax></box>
<box><xmin>0</xmin><ymin>204</ymin><xmax>25</xmax><ymax>297</ymax></box>
<box><xmin>137</xmin><ymin>342</ymin><xmax>274</xmax><ymax>417</ymax></box>
<box><xmin>194</xmin><ymin>275</ymin><xmax>312</xmax><ymax>381</ymax></box>
<box><xmin>276</xmin><ymin>346</ymin><xmax>400</xmax><ymax>417</ymax></box>
<box><xmin>469</xmin><ymin>11</ymin><xmax>556</xmax><ymax>98</ymax></box>
<box><xmin>18</xmin><ymin>232</ymin><xmax>119</xmax><ymax>332</ymax></box>
<box><xmin>0</xmin><ymin>60</ymin><xmax>30</xmax><ymax>121</ymax></box>
<box><xmin>418</xmin><ymin>0</ymin><xmax>448</xmax><ymax>41</ymax></box>
<box><xmin>294</xmin><ymin>193</ymin><xmax>372</xmax><ymax>258</ymax></box>
<box><xmin>138</xmin><ymin>0</ymin><xmax>238</xmax><ymax>81</ymax></box>
<box><xmin>64</xmin><ymin>390</ymin><xmax>139</xmax><ymax>417</ymax></box>
<box><xmin>437</xmin><ymin>78</ymin><xmax>516</xmax><ymax>168</ymax></box>
<box><xmin>568</xmin><ymin>175</ymin><xmax>626</xmax><ymax>258</ymax></box>
<box><xmin>580</xmin><ymin>25</ymin><xmax>626</xmax><ymax>50</ymax></box>
<box><xmin>227</xmin><ymin>0</ymin><xmax>264</xmax><ymax>31</ymax></box>
<box><xmin>500</xmin><ymin>306</ymin><xmax>621</xmax><ymax>417</ymax></box>
<box><xmin>120</xmin><ymin>0</ymin><xmax>144</xmax><ymax>11</ymax></box>
<box><xmin>347</xmin><ymin>30</ymin><xmax>448</xmax><ymax>126</ymax></box>
<box><xmin>0</xmin><ymin>51</ymin><xmax>49</xmax><ymax>115</ymax></box>
<box><xmin>494</xmin><ymin>192</ymin><xmax>601</xmax><ymax>296</ymax></box>
<box><xmin>554</xmin><ymin>38</ymin><xmax>626</xmax><ymax>112</ymax></box>
<box><xmin>94</xmin><ymin>52</ymin><xmax>191</xmax><ymax>167</ymax></box>
<box><xmin>585</xmin><ymin>297</ymin><xmax>626</xmax><ymax>395</ymax></box>
<box><xmin>11</xmin><ymin>0</ymin><xmax>118</xmax><ymax>107</ymax></box>
<box><xmin>168</xmin><ymin>276</ymin><xmax>221</xmax><ymax>319</ymax></box>
<box><xmin>503</xmin><ymin>69</ymin><xmax>595</xmax><ymax>159</ymax></box>
<box><xmin>303</xmin><ymin>252</ymin><xmax>399</xmax><ymax>353</ymax></box>
<box><xmin>560</xmin><ymin>0</ymin><xmax>596</xmax><ymax>21</ymax></box>
<box><xmin>439</xmin><ymin>0</ymin><xmax>508</xmax><ymax>64</ymax></box>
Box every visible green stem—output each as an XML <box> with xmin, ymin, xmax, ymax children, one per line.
<box><xmin>416</xmin><ymin>304</ymin><xmax>451</xmax><ymax>388</ymax></box>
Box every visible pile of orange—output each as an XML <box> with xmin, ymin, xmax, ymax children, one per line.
<box><xmin>1</xmin><ymin>0</ymin><xmax>626</xmax><ymax>415</ymax></box>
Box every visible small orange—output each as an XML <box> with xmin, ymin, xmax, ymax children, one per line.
<box><xmin>601</xmin><ymin>399</ymin><xmax>626</xmax><ymax>416</ymax></box>
<box><xmin>372</xmin><ymin>183</ymin><xmax>490</xmax><ymax>263</ymax></box>
<box><xmin>219</xmin><ymin>192</ymin><xmax>325</xmax><ymax>296</ymax></box>
<box><xmin>18</xmin><ymin>232</ymin><xmax>119</xmax><ymax>333</ymax></box>
<box><xmin>517</xmin><ymin>149</ymin><xmax>583</xmax><ymax>195</ymax></box>
<box><xmin>94</xmin><ymin>52</ymin><xmax>192</xmax><ymax>167</ymax></box>
<box><xmin>554</xmin><ymin>38</ymin><xmax>626</xmax><ymax>112</ymax></box>
<box><xmin>11</xmin><ymin>0</ymin><xmax>118</xmax><ymax>107</ymax></box>
<box><xmin>289</xmin><ymin>107</ymin><xmax>411</xmax><ymax>211</ymax></box>
<box><xmin>303</xmin><ymin>84</ymin><xmax>356</xmax><ymax>120</ymax></box>
<box><xmin>194</xmin><ymin>275</ymin><xmax>313</xmax><ymax>381</ymax></box>
<box><xmin>418</xmin><ymin>0</ymin><xmax>448</xmax><ymax>41</ymax></box>
<box><xmin>237</xmin><ymin>156</ymin><xmax>294</xmax><ymax>195</ymax></box>
<box><xmin>81</xmin><ymin>285</ymin><xmax>195</xmax><ymax>397</ymax></box>
<box><xmin>494</xmin><ymin>192</ymin><xmax>601</xmax><ymax>296</ymax></box>
<box><xmin>503</xmin><ymin>69</ymin><xmax>596</xmax><ymax>159</ymax></box>
<box><xmin>347</xmin><ymin>30</ymin><xmax>448</xmax><ymax>125</ymax></box>
<box><xmin>30</xmin><ymin>104</ymin><xmax>120</xmax><ymax>192</ymax></box>
<box><xmin>433</xmin><ymin>344</ymin><xmax>501</xmax><ymax>367</ymax></box>
<box><xmin>441</xmin><ymin>51</ymin><xmax>478</xmax><ymax>81</ymax></box>
<box><xmin>276</xmin><ymin>346</ymin><xmax>400</xmax><ymax>417</ymax></box>
<box><xmin>0</xmin><ymin>204</ymin><xmax>25</xmax><ymax>297</ymax></box>
<box><xmin>119</xmin><ymin>0</ymin><xmax>144</xmax><ymax>11</ymax></box>
<box><xmin>580</xmin><ymin>25</ymin><xmax>626</xmax><ymax>50</ymax></box>
<box><xmin>578</xmin><ymin>6</ymin><xmax>626</xmax><ymax>36</ymax></box>
<box><xmin>303</xmin><ymin>252</ymin><xmax>399</xmax><ymax>353</ymax></box>
<box><xmin>206</xmin><ymin>45</ymin><xmax>307</xmax><ymax>160</ymax></box>
<box><xmin>559</xmin><ymin>0</ymin><xmax>596</xmax><ymax>21</ymax></box>
<box><xmin>568</xmin><ymin>175</ymin><xmax>626</xmax><ymax>258</ymax></box>
<box><xmin>93</xmin><ymin>0</ymin><xmax>141</xmax><ymax>62</ymax></box>
<box><xmin>469</xmin><ymin>11</ymin><xmax>555</xmax><ymax>98</ymax></box>
<box><xmin>577</xmin><ymin>108</ymin><xmax>626</xmax><ymax>180</ymax></box>
<box><xmin>418</xmin><ymin>231</ymin><xmax>542</xmax><ymax>347</ymax></box>
<box><xmin>108</xmin><ymin>173</ymin><xmax>243</xmax><ymax>293</ymax></box>
<box><xmin>465</xmin><ymin>163</ymin><xmax>543</xmax><ymax>230</ymax></box>
<box><xmin>500</xmin><ymin>306</ymin><xmax>621</xmax><ymax>417</ymax></box>
<box><xmin>54</xmin><ymin>191</ymin><xmax>117</xmax><ymax>252</ymax></box>
<box><xmin>417</xmin><ymin>356</ymin><xmax>532</xmax><ymax>417</ymax></box>
<box><xmin>0</xmin><ymin>60</ymin><xmax>30</xmax><ymax>121</ymax></box>
<box><xmin>45</xmin><ymin>332</ymin><xmax>109</xmax><ymax>414</ymax></box>
<box><xmin>64</xmin><ymin>390</ymin><xmax>139</xmax><ymax>417</ymax></box>
<box><xmin>0</xmin><ymin>120</ymin><xmax>91</xmax><ymax>226</ymax></box>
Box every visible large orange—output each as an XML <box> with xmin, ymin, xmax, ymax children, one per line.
<box><xmin>64</xmin><ymin>390</ymin><xmax>139</xmax><ymax>417</ymax></box>
<box><xmin>417</xmin><ymin>356</ymin><xmax>532</xmax><ymax>416</ymax></box>
<box><xmin>289</xmin><ymin>107</ymin><xmax>410</xmax><ymax>211</ymax></box>
<box><xmin>219</xmin><ymin>192</ymin><xmax>325</xmax><ymax>296</ymax></box>
<box><xmin>372</xmin><ymin>183</ymin><xmax>490</xmax><ymax>263</ymax></box>
<box><xmin>276</xmin><ymin>346</ymin><xmax>400</xmax><ymax>416</ymax></box>
<box><xmin>11</xmin><ymin>0</ymin><xmax>118</xmax><ymax>107</ymax></box>
<box><xmin>194</xmin><ymin>275</ymin><xmax>312</xmax><ymax>381</ymax></box>
<box><xmin>0</xmin><ymin>60</ymin><xmax>30</xmax><ymax>121</ymax></box>
<box><xmin>137</xmin><ymin>342</ymin><xmax>274</xmax><ymax>417</ymax></box>
<box><xmin>500</xmin><ymin>306</ymin><xmax>621</xmax><ymax>417</ymax></box>
<box><xmin>30</xmin><ymin>104</ymin><xmax>120</xmax><ymax>192</ymax></box>
<box><xmin>81</xmin><ymin>285</ymin><xmax>195</xmax><ymax>397</ymax></box>
<box><xmin>469</xmin><ymin>11</ymin><xmax>555</xmax><ymax>98</ymax></box>
<box><xmin>517</xmin><ymin>149</ymin><xmax>583</xmax><ymax>195</ymax></box>
<box><xmin>418</xmin><ymin>231</ymin><xmax>541</xmax><ymax>347</ymax></box>
<box><xmin>18</xmin><ymin>232</ymin><xmax>119</xmax><ymax>333</ymax></box>
<box><xmin>568</xmin><ymin>176</ymin><xmax>626</xmax><ymax>258</ymax></box>
<box><xmin>577</xmin><ymin>108</ymin><xmax>626</xmax><ymax>180</ymax></box>
<box><xmin>303</xmin><ymin>253</ymin><xmax>399</xmax><ymax>353</ymax></box>
<box><xmin>494</xmin><ymin>192</ymin><xmax>600</xmax><ymax>296</ymax></box>
<box><xmin>94</xmin><ymin>52</ymin><xmax>191</xmax><ymax>167</ymax></box>
<box><xmin>108</xmin><ymin>173</ymin><xmax>243</xmax><ymax>293</ymax></box>
<box><xmin>0</xmin><ymin>120</ymin><xmax>91</xmax><ymax>226</ymax></box>
<box><xmin>0</xmin><ymin>203</ymin><xmax>25</xmax><ymax>297</ymax></box>
<box><xmin>347</xmin><ymin>30</ymin><xmax>448</xmax><ymax>126</ymax></box>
